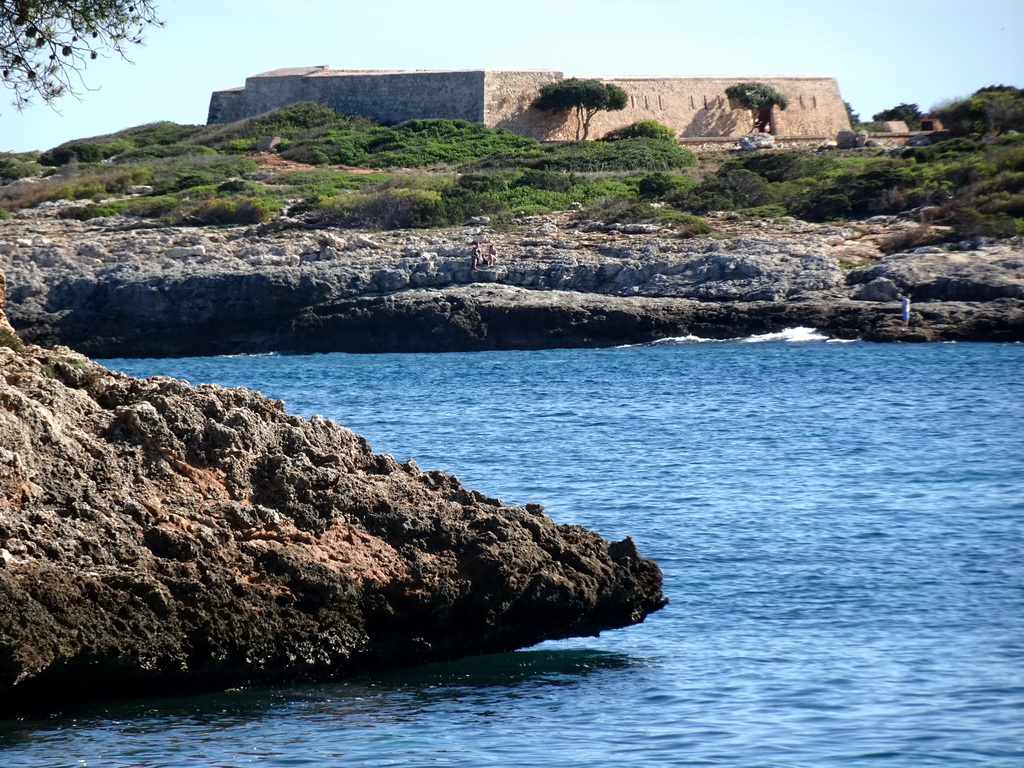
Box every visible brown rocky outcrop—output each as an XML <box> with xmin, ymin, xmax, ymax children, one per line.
<box><xmin>0</xmin><ymin>282</ymin><xmax>665</xmax><ymax>714</ymax></box>
<box><xmin>2</xmin><ymin>213</ymin><xmax>1022</xmax><ymax>354</ymax></box>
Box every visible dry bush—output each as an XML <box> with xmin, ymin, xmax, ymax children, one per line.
<box><xmin>878</xmin><ymin>224</ymin><xmax>940</xmax><ymax>253</ymax></box>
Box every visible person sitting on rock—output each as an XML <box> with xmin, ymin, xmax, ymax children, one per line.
<box><xmin>487</xmin><ymin>243</ymin><xmax>497</xmax><ymax>266</ymax></box>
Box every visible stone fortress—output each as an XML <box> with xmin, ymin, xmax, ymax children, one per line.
<box><xmin>208</xmin><ymin>67</ymin><xmax>851</xmax><ymax>141</ymax></box>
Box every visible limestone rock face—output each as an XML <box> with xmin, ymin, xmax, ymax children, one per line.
<box><xmin>849</xmin><ymin>249</ymin><xmax>1024</xmax><ymax>302</ymax></box>
<box><xmin>836</xmin><ymin>130</ymin><xmax>869</xmax><ymax>149</ymax></box>
<box><xmin>738</xmin><ymin>133</ymin><xmax>776</xmax><ymax>151</ymax></box>
<box><xmin>0</xmin><ymin>318</ymin><xmax>665</xmax><ymax>712</ymax></box>
<box><xmin>0</xmin><ymin>272</ymin><xmax>20</xmax><ymax>345</ymax></box>
<box><xmin>1</xmin><ymin>215</ymin><xmax>1022</xmax><ymax>352</ymax></box>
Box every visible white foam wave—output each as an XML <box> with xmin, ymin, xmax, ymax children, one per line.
<box><xmin>632</xmin><ymin>327</ymin><xmax>850</xmax><ymax>347</ymax></box>
<box><xmin>216</xmin><ymin>351</ymin><xmax>280</xmax><ymax>359</ymax></box>
<box><xmin>647</xmin><ymin>334</ymin><xmax>729</xmax><ymax>345</ymax></box>
<box><xmin>740</xmin><ymin>327</ymin><xmax>830</xmax><ymax>344</ymax></box>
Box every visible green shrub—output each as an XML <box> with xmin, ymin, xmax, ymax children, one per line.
<box><xmin>465</xmin><ymin>138</ymin><xmax>695</xmax><ymax>174</ymax></box>
<box><xmin>368</xmin><ymin>119</ymin><xmax>538</xmax><ymax>167</ymax></box>
<box><xmin>64</xmin><ymin>182</ymin><xmax>108</xmax><ymax>201</ymax></box>
<box><xmin>123</xmin><ymin>196</ymin><xmax>182</xmax><ymax>219</ymax></box>
<box><xmin>902</xmin><ymin>137</ymin><xmax>981</xmax><ymax>164</ymax></box>
<box><xmin>39</xmin><ymin>142</ymin><xmax>104</xmax><ymax>166</ymax></box>
<box><xmin>516</xmin><ymin>168</ymin><xmax>576</xmax><ymax>192</ymax></box>
<box><xmin>0</xmin><ymin>164</ymin><xmax>156</xmax><ymax>212</ymax></box>
<box><xmin>113</xmin><ymin>144</ymin><xmax>218</xmax><ymax>162</ymax></box>
<box><xmin>456</xmin><ymin>171</ymin><xmax>519</xmax><ymax>194</ymax></box>
<box><xmin>637</xmin><ymin>172</ymin><xmax>695</xmax><ymax>200</ymax></box>
<box><xmin>499</xmin><ymin>186</ymin><xmax>571</xmax><ymax>214</ymax></box>
<box><xmin>729</xmin><ymin>152</ymin><xmax>841</xmax><ymax>183</ymax></box>
<box><xmin>57</xmin><ymin>194</ymin><xmax>181</xmax><ymax>221</ymax></box>
<box><xmin>304</xmin><ymin>189</ymin><xmax>440</xmax><ymax>229</ymax></box>
<box><xmin>188</xmin><ymin>103</ymin><xmax>369</xmax><ymax>151</ymax></box>
<box><xmin>58</xmin><ymin>203</ymin><xmax>124</xmax><ymax>220</ymax></box>
<box><xmin>438</xmin><ymin>186</ymin><xmax>507</xmax><ymax>223</ymax></box>
<box><xmin>669</xmin><ymin>169</ymin><xmax>772</xmax><ymax>213</ymax></box>
<box><xmin>579</xmin><ymin>196</ymin><xmax>712</xmax><ymax>236</ymax></box>
<box><xmin>244</xmin><ymin>102</ymin><xmax>358</xmax><ymax>137</ymax></box>
<box><xmin>39</xmin><ymin>136</ymin><xmax>139</xmax><ymax>164</ymax></box>
<box><xmin>656</xmin><ymin>210</ymin><xmax>713</xmax><ymax>236</ymax></box>
<box><xmin>931</xmin><ymin>86</ymin><xmax>1024</xmax><ymax>136</ymax></box>
<box><xmin>267</xmin><ymin>168</ymin><xmax>390</xmax><ymax>193</ymax></box>
<box><xmin>286</xmin><ymin>145</ymin><xmax>333</xmax><ymax>166</ymax></box>
<box><xmin>0</xmin><ymin>155</ymin><xmax>43</xmax><ymax>180</ymax></box>
<box><xmin>948</xmin><ymin>208</ymin><xmax>1019</xmax><ymax>239</ymax></box>
<box><xmin>104</xmin><ymin>121</ymin><xmax>207</xmax><ymax>147</ymax></box>
<box><xmin>517</xmin><ymin>139</ymin><xmax>696</xmax><ymax>173</ymax></box>
<box><xmin>174</xmin><ymin>197</ymin><xmax>273</xmax><ymax>226</ymax></box>
<box><xmin>148</xmin><ymin>156</ymin><xmax>260</xmax><ymax>195</ymax></box>
<box><xmin>741</xmin><ymin>204</ymin><xmax>789</xmax><ymax>217</ymax></box>
<box><xmin>601</xmin><ymin>120</ymin><xmax>676</xmax><ymax>142</ymax></box>
<box><xmin>280</xmin><ymin>117</ymin><xmax>537</xmax><ymax>169</ymax></box>
<box><xmin>217</xmin><ymin>179</ymin><xmax>261</xmax><ymax>194</ymax></box>
<box><xmin>0</xmin><ymin>328</ymin><xmax>24</xmax><ymax>352</ymax></box>
<box><xmin>567</xmin><ymin>177</ymin><xmax>637</xmax><ymax>203</ymax></box>
<box><xmin>219</xmin><ymin>139</ymin><xmax>259</xmax><ymax>154</ymax></box>
<box><xmin>790</xmin><ymin>192</ymin><xmax>853</xmax><ymax>220</ymax></box>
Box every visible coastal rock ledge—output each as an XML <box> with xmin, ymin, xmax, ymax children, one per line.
<box><xmin>0</xmin><ymin>302</ymin><xmax>664</xmax><ymax>714</ymax></box>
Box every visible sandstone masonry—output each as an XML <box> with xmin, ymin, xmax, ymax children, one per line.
<box><xmin>208</xmin><ymin>67</ymin><xmax>851</xmax><ymax>140</ymax></box>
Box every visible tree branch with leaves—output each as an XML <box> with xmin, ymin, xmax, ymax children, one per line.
<box><xmin>531</xmin><ymin>78</ymin><xmax>629</xmax><ymax>140</ymax></box>
<box><xmin>1</xmin><ymin>0</ymin><xmax>163</xmax><ymax>110</ymax></box>
<box><xmin>725</xmin><ymin>82</ymin><xmax>789</xmax><ymax>133</ymax></box>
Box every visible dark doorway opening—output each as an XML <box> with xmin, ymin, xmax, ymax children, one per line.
<box><xmin>754</xmin><ymin>107</ymin><xmax>774</xmax><ymax>133</ymax></box>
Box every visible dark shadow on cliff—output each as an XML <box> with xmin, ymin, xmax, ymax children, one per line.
<box><xmin>682</xmin><ymin>108</ymin><xmax>742</xmax><ymax>138</ymax></box>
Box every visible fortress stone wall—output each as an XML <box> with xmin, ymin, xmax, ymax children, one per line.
<box><xmin>208</xmin><ymin>67</ymin><xmax>851</xmax><ymax>140</ymax></box>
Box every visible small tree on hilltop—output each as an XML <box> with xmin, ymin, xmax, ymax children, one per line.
<box><xmin>872</xmin><ymin>103</ymin><xmax>923</xmax><ymax>130</ymax></box>
<box><xmin>930</xmin><ymin>86</ymin><xmax>1024</xmax><ymax>136</ymax></box>
<box><xmin>532</xmin><ymin>78</ymin><xmax>629</xmax><ymax>140</ymax></box>
<box><xmin>844</xmin><ymin>101</ymin><xmax>861</xmax><ymax>127</ymax></box>
<box><xmin>725</xmin><ymin>82</ymin><xmax>790</xmax><ymax>133</ymax></box>
<box><xmin>1</xmin><ymin>0</ymin><xmax>163</xmax><ymax>110</ymax></box>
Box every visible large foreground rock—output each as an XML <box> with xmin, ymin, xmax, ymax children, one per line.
<box><xmin>0</xmin><ymin>323</ymin><xmax>664</xmax><ymax>714</ymax></box>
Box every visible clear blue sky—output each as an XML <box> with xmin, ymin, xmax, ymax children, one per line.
<box><xmin>3</xmin><ymin>0</ymin><xmax>1022</xmax><ymax>153</ymax></box>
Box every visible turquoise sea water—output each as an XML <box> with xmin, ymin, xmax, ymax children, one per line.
<box><xmin>3</xmin><ymin>333</ymin><xmax>1023</xmax><ymax>767</ymax></box>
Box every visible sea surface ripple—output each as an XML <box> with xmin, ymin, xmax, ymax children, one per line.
<box><xmin>3</xmin><ymin>337</ymin><xmax>1022</xmax><ymax>767</ymax></box>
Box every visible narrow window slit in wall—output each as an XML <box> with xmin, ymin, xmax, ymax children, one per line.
<box><xmin>659</xmin><ymin>94</ymin><xmax>664</xmax><ymax>110</ymax></box>
<box><xmin>813</xmin><ymin>95</ymin><xmax>818</xmax><ymax>109</ymax></box>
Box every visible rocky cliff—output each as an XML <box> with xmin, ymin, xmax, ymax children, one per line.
<box><xmin>0</xmin><ymin>294</ymin><xmax>665</xmax><ymax>714</ymax></box>
<box><xmin>2</xmin><ymin>211</ymin><xmax>1023</xmax><ymax>354</ymax></box>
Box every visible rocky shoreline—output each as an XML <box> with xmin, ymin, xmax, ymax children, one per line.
<box><xmin>0</xmin><ymin>281</ymin><xmax>665</xmax><ymax>713</ymax></box>
<box><xmin>2</xmin><ymin>211</ymin><xmax>1022</xmax><ymax>356</ymax></box>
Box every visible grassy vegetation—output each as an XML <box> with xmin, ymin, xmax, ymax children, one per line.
<box><xmin>0</xmin><ymin>328</ymin><xmax>24</xmax><ymax>352</ymax></box>
<box><xmin>671</xmin><ymin>136</ymin><xmax>1024</xmax><ymax>238</ymax></box>
<box><xmin>0</xmin><ymin>100</ymin><xmax>1021</xmax><ymax>239</ymax></box>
